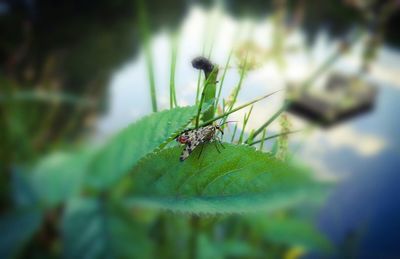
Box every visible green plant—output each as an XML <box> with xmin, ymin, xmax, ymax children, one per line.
<box><xmin>1</xmin><ymin>14</ymin><xmax>342</xmax><ymax>258</ymax></box>
<box><xmin>0</xmin><ymin>65</ymin><xmax>331</xmax><ymax>259</ymax></box>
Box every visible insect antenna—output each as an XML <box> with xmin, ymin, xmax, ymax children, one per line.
<box><xmin>218</xmin><ymin>120</ymin><xmax>237</xmax><ymax>127</ymax></box>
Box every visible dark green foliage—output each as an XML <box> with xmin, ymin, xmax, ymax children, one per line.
<box><xmin>0</xmin><ymin>208</ymin><xmax>43</xmax><ymax>259</ymax></box>
<box><xmin>31</xmin><ymin>149</ymin><xmax>96</xmax><ymax>208</ymax></box>
<box><xmin>62</xmin><ymin>198</ymin><xmax>154</xmax><ymax>259</ymax></box>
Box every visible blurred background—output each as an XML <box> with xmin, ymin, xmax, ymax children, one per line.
<box><xmin>1</xmin><ymin>0</ymin><xmax>400</xmax><ymax>258</ymax></box>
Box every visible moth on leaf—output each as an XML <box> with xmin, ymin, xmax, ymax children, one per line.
<box><xmin>176</xmin><ymin>121</ymin><xmax>235</xmax><ymax>161</ymax></box>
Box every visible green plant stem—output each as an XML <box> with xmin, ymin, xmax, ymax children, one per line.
<box><xmin>259</xmin><ymin>129</ymin><xmax>266</xmax><ymax>150</ymax></box>
<box><xmin>229</xmin><ymin>52</ymin><xmax>249</xmax><ymax>109</ymax></box>
<box><xmin>230</xmin><ymin>124</ymin><xmax>238</xmax><ymax>142</ymax></box>
<box><xmin>222</xmin><ymin>52</ymin><xmax>249</xmax><ymax>125</ymax></box>
<box><xmin>206</xmin><ymin>9</ymin><xmax>220</xmax><ymax>59</ymax></box>
<box><xmin>169</xmin><ymin>32</ymin><xmax>178</xmax><ymax>109</ymax></box>
<box><xmin>138</xmin><ymin>1</ymin><xmax>158</xmax><ymax>112</ymax></box>
<box><xmin>198</xmin><ymin>89</ymin><xmax>281</xmax><ymax>129</ymax></box>
<box><xmin>238</xmin><ymin>105</ymin><xmax>253</xmax><ymax>143</ymax></box>
<box><xmin>195</xmin><ymin>72</ymin><xmax>202</xmax><ymax>105</ymax></box>
<box><xmin>215</xmin><ymin>47</ymin><xmax>233</xmax><ymax>108</ymax></box>
<box><xmin>194</xmin><ymin>19</ymin><xmax>210</xmax><ymax>105</ymax></box>
<box><xmin>246</xmin><ymin>102</ymin><xmax>288</xmax><ymax>144</ymax></box>
<box><xmin>166</xmin><ymin>90</ymin><xmax>280</xmax><ymax>145</ymax></box>
<box><xmin>250</xmin><ymin>129</ymin><xmax>302</xmax><ymax>146</ymax></box>
<box><xmin>195</xmin><ymin>68</ymin><xmax>218</xmax><ymax>128</ymax></box>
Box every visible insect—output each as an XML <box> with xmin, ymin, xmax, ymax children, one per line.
<box><xmin>176</xmin><ymin>121</ymin><xmax>234</xmax><ymax>161</ymax></box>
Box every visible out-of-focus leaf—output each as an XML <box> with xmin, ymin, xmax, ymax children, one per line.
<box><xmin>123</xmin><ymin>144</ymin><xmax>328</xmax><ymax>214</ymax></box>
<box><xmin>86</xmin><ymin>105</ymin><xmax>200</xmax><ymax>190</ymax></box>
<box><xmin>0</xmin><ymin>208</ymin><xmax>43</xmax><ymax>259</ymax></box>
<box><xmin>31</xmin><ymin>149</ymin><xmax>95</xmax><ymax>207</ymax></box>
<box><xmin>197</xmin><ymin>233</ymin><xmax>260</xmax><ymax>259</ymax></box>
<box><xmin>11</xmin><ymin>168</ymin><xmax>37</xmax><ymax>207</ymax></box>
<box><xmin>62</xmin><ymin>198</ymin><xmax>153</xmax><ymax>259</ymax></box>
<box><xmin>0</xmin><ymin>90</ymin><xmax>95</xmax><ymax>107</ymax></box>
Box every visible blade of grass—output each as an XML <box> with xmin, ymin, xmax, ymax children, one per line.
<box><xmin>169</xmin><ymin>31</ymin><xmax>179</xmax><ymax>109</ymax></box>
<box><xmin>206</xmin><ymin>9</ymin><xmax>220</xmax><ymax>59</ymax></box>
<box><xmin>138</xmin><ymin>0</ymin><xmax>157</xmax><ymax>112</ymax></box>
<box><xmin>238</xmin><ymin>105</ymin><xmax>253</xmax><ymax>143</ymax></box>
<box><xmin>215</xmin><ymin>47</ymin><xmax>233</xmax><ymax>109</ymax></box>
<box><xmin>195</xmin><ymin>72</ymin><xmax>202</xmax><ymax>105</ymax></box>
<box><xmin>198</xmin><ymin>89</ymin><xmax>281</xmax><ymax>128</ymax></box>
<box><xmin>194</xmin><ymin>13</ymin><xmax>212</xmax><ymax>105</ymax></box>
<box><xmin>259</xmin><ymin>129</ymin><xmax>266</xmax><ymax>150</ymax></box>
<box><xmin>246</xmin><ymin>102</ymin><xmax>288</xmax><ymax>144</ymax></box>
<box><xmin>230</xmin><ymin>123</ymin><xmax>238</xmax><ymax>142</ymax></box>
<box><xmin>229</xmin><ymin>51</ymin><xmax>249</xmax><ymax>110</ymax></box>
<box><xmin>250</xmin><ymin>129</ymin><xmax>303</xmax><ymax>146</ymax></box>
<box><xmin>222</xmin><ymin>51</ymin><xmax>249</xmax><ymax>124</ymax></box>
<box><xmin>247</xmin><ymin>129</ymin><xmax>255</xmax><ymax>145</ymax></box>
<box><xmin>166</xmin><ymin>90</ymin><xmax>281</xmax><ymax>144</ymax></box>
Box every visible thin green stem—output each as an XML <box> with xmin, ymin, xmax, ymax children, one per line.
<box><xmin>246</xmin><ymin>102</ymin><xmax>288</xmax><ymax>144</ymax></box>
<box><xmin>194</xmin><ymin>16</ymin><xmax>210</xmax><ymax>105</ymax></box>
<box><xmin>222</xmin><ymin>52</ymin><xmax>249</xmax><ymax>125</ymax></box>
<box><xmin>198</xmin><ymin>89</ymin><xmax>281</xmax><ymax>128</ymax></box>
<box><xmin>259</xmin><ymin>129</ymin><xmax>266</xmax><ymax>150</ymax></box>
<box><xmin>230</xmin><ymin>124</ymin><xmax>238</xmax><ymax>142</ymax></box>
<box><xmin>230</xmin><ymin>52</ymin><xmax>249</xmax><ymax>109</ymax></box>
<box><xmin>238</xmin><ymin>105</ymin><xmax>253</xmax><ymax>143</ymax></box>
<box><xmin>169</xmin><ymin>32</ymin><xmax>178</xmax><ymax>108</ymax></box>
<box><xmin>206</xmin><ymin>9</ymin><xmax>220</xmax><ymax>59</ymax></box>
<box><xmin>215</xmin><ymin>47</ymin><xmax>233</xmax><ymax>109</ymax></box>
<box><xmin>250</xmin><ymin>129</ymin><xmax>302</xmax><ymax>146</ymax></box>
<box><xmin>195</xmin><ymin>72</ymin><xmax>202</xmax><ymax>105</ymax></box>
<box><xmin>138</xmin><ymin>1</ymin><xmax>157</xmax><ymax>112</ymax></box>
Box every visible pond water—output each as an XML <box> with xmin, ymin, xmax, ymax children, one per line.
<box><xmin>95</xmin><ymin>5</ymin><xmax>400</xmax><ymax>257</ymax></box>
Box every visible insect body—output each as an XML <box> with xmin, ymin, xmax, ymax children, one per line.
<box><xmin>176</xmin><ymin>122</ymin><xmax>227</xmax><ymax>161</ymax></box>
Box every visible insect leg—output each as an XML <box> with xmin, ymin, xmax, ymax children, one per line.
<box><xmin>215</xmin><ymin>136</ymin><xmax>225</xmax><ymax>149</ymax></box>
<box><xmin>198</xmin><ymin>143</ymin><xmax>205</xmax><ymax>159</ymax></box>
<box><xmin>213</xmin><ymin>141</ymin><xmax>221</xmax><ymax>153</ymax></box>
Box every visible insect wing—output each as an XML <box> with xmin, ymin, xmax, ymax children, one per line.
<box><xmin>179</xmin><ymin>129</ymin><xmax>203</xmax><ymax>161</ymax></box>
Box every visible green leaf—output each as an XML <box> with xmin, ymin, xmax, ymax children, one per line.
<box><xmin>62</xmin><ymin>198</ymin><xmax>153</xmax><ymax>259</ymax></box>
<box><xmin>31</xmin><ymin>149</ymin><xmax>95</xmax><ymax>207</ymax></box>
<box><xmin>11</xmin><ymin>168</ymin><xmax>37</xmax><ymax>207</ymax></box>
<box><xmin>122</xmin><ymin>144</ymin><xmax>328</xmax><ymax>214</ymax></box>
<box><xmin>0</xmin><ymin>208</ymin><xmax>43</xmax><ymax>259</ymax></box>
<box><xmin>86</xmin><ymin>105</ymin><xmax>199</xmax><ymax>190</ymax></box>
